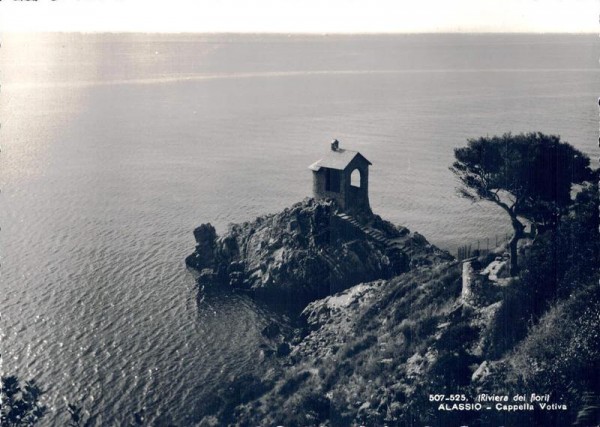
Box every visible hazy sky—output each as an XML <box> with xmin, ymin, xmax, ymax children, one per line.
<box><xmin>0</xmin><ymin>0</ymin><xmax>597</xmax><ymax>33</ymax></box>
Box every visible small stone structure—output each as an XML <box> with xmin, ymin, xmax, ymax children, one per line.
<box><xmin>308</xmin><ymin>139</ymin><xmax>372</xmax><ymax>212</ymax></box>
<box><xmin>461</xmin><ymin>259</ymin><xmax>477</xmax><ymax>306</ymax></box>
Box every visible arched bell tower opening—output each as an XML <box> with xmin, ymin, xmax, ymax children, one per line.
<box><xmin>350</xmin><ymin>169</ymin><xmax>361</xmax><ymax>188</ymax></box>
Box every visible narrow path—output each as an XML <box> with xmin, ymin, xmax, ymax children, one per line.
<box><xmin>335</xmin><ymin>213</ymin><xmax>405</xmax><ymax>250</ymax></box>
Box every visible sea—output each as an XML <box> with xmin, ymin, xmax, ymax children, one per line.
<box><xmin>0</xmin><ymin>33</ymin><xmax>596</xmax><ymax>425</ymax></box>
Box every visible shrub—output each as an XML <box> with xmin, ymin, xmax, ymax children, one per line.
<box><xmin>429</xmin><ymin>350</ymin><xmax>479</xmax><ymax>389</ymax></box>
<box><xmin>278</xmin><ymin>371</ymin><xmax>311</xmax><ymax>397</ymax></box>
<box><xmin>341</xmin><ymin>334</ymin><xmax>377</xmax><ymax>359</ymax></box>
<box><xmin>436</xmin><ymin>322</ymin><xmax>479</xmax><ymax>351</ymax></box>
<box><xmin>484</xmin><ymin>283</ymin><xmax>533</xmax><ymax>359</ymax></box>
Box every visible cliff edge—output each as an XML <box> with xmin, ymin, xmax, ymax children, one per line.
<box><xmin>186</xmin><ymin>198</ymin><xmax>452</xmax><ymax>307</ymax></box>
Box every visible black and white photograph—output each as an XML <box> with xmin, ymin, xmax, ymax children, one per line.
<box><xmin>0</xmin><ymin>1</ymin><xmax>598</xmax><ymax>425</ymax></box>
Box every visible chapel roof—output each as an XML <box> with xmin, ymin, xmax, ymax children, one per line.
<box><xmin>308</xmin><ymin>148</ymin><xmax>372</xmax><ymax>171</ymax></box>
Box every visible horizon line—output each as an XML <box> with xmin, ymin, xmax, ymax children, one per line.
<box><xmin>3</xmin><ymin>30</ymin><xmax>597</xmax><ymax>35</ymax></box>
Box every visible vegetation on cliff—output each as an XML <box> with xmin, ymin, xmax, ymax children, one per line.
<box><xmin>200</xmin><ymin>179</ymin><xmax>598</xmax><ymax>426</ymax></box>
<box><xmin>450</xmin><ymin>132</ymin><xmax>591</xmax><ymax>275</ymax></box>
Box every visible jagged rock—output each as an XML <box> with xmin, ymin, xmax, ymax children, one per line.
<box><xmin>186</xmin><ymin>199</ymin><xmax>451</xmax><ymax>308</ymax></box>
<box><xmin>480</xmin><ymin>256</ymin><xmax>510</xmax><ymax>281</ymax></box>
<box><xmin>276</xmin><ymin>342</ymin><xmax>291</xmax><ymax>357</ymax></box>
<box><xmin>261</xmin><ymin>323</ymin><xmax>281</xmax><ymax>340</ymax></box>
<box><xmin>471</xmin><ymin>360</ymin><xmax>490</xmax><ymax>383</ymax></box>
<box><xmin>186</xmin><ymin>224</ymin><xmax>217</xmax><ymax>269</ymax></box>
<box><xmin>198</xmin><ymin>268</ymin><xmax>215</xmax><ymax>284</ymax></box>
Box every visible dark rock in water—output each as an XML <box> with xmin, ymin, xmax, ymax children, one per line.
<box><xmin>186</xmin><ymin>198</ymin><xmax>452</xmax><ymax>308</ymax></box>
<box><xmin>186</xmin><ymin>224</ymin><xmax>217</xmax><ymax>269</ymax></box>
<box><xmin>198</xmin><ymin>268</ymin><xmax>215</xmax><ymax>284</ymax></box>
<box><xmin>261</xmin><ymin>323</ymin><xmax>281</xmax><ymax>340</ymax></box>
<box><xmin>276</xmin><ymin>342</ymin><xmax>291</xmax><ymax>357</ymax></box>
<box><xmin>193</xmin><ymin>223</ymin><xmax>217</xmax><ymax>244</ymax></box>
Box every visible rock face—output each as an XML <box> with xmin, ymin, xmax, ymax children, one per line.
<box><xmin>227</xmin><ymin>262</ymin><xmax>468</xmax><ymax>427</ymax></box>
<box><xmin>186</xmin><ymin>198</ymin><xmax>452</xmax><ymax>307</ymax></box>
<box><xmin>191</xmin><ymin>224</ymin><xmax>218</xmax><ymax>271</ymax></box>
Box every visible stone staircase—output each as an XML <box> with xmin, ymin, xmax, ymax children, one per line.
<box><xmin>335</xmin><ymin>212</ymin><xmax>398</xmax><ymax>250</ymax></box>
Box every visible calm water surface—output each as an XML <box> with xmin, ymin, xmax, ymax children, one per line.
<box><xmin>0</xmin><ymin>33</ymin><xmax>596</xmax><ymax>424</ymax></box>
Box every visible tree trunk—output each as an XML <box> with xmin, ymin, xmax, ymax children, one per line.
<box><xmin>508</xmin><ymin>216</ymin><xmax>525</xmax><ymax>276</ymax></box>
<box><xmin>508</xmin><ymin>234</ymin><xmax>520</xmax><ymax>276</ymax></box>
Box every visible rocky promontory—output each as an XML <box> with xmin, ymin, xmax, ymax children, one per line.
<box><xmin>186</xmin><ymin>198</ymin><xmax>452</xmax><ymax>307</ymax></box>
<box><xmin>187</xmin><ymin>189</ymin><xmax>599</xmax><ymax>427</ymax></box>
